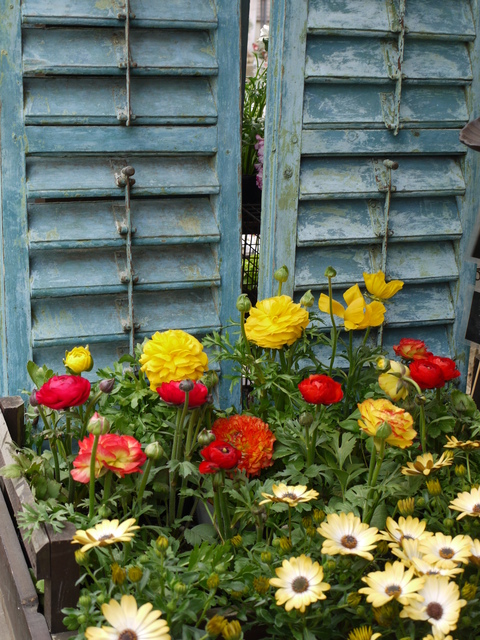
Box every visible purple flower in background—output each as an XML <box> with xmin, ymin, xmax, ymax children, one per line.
<box><xmin>255</xmin><ymin>135</ymin><xmax>264</xmax><ymax>189</ymax></box>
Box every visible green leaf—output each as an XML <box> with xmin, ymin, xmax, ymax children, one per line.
<box><xmin>184</xmin><ymin>524</ymin><xmax>217</xmax><ymax>546</ymax></box>
<box><xmin>0</xmin><ymin>463</ymin><xmax>23</xmax><ymax>478</ymax></box>
<box><xmin>27</xmin><ymin>361</ymin><xmax>54</xmax><ymax>389</ymax></box>
<box><xmin>337</xmin><ymin>433</ymin><xmax>357</xmax><ymax>469</ymax></box>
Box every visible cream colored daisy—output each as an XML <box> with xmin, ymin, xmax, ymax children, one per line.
<box><xmin>380</xmin><ymin>516</ymin><xmax>432</xmax><ymax>546</ymax></box>
<box><xmin>400</xmin><ymin>575</ymin><xmax>466</xmax><ymax>637</ymax></box>
<box><xmin>259</xmin><ymin>483</ymin><xmax>319</xmax><ymax>507</ymax></box>
<box><xmin>419</xmin><ymin>533</ymin><xmax>471</xmax><ymax>567</ymax></box>
<box><xmin>423</xmin><ymin>635</ymin><xmax>453</xmax><ymax>640</ymax></box>
<box><xmin>401</xmin><ymin>452</ymin><xmax>453</xmax><ymax>476</ymax></box>
<box><xmin>411</xmin><ymin>557</ymin><xmax>464</xmax><ymax>579</ymax></box>
<box><xmin>317</xmin><ymin>512</ymin><xmax>381</xmax><ymax>561</ymax></box>
<box><xmin>85</xmin><ymin>594</ymin><xmax>170</xmax><ymax>640</ymax></box>
<box><xmin>444</xmin><ymin>435</ymin><xmax>480</xmax><ymax>451</ymax></box>
<box><xmin>72</xmin><ymin>518</ymin><xmax>139</xmax><ymax>553</ymax></box>
<box><xmin>269</xmin><ymin>554</ymin><xmax>330</xmax><ymax>612</ymax></box>
<box><xmin>449</xmin><ymin>486</ymin><xmax>480</xmax><ymax>520</ymax></box>
<box><xmin>358</xmin><ymin>561</ymin><xmax>425</xmax><ymax>608</ymax></box>
<box><xmin>468</xmin><ymin>538</ymin><xmax>480</xmax><ymax>566</ymax></box>
<box><xmin>348</xmin><ymin>627</ymin><xmax>382</xmax><ymax>640</ymax></box>
<box><xmin>391</xmin><ymin>538</ymin><xmax>424</xmax><ymax>567</ymax></box>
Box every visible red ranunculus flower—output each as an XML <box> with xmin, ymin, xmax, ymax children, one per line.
<box><xmin>427</xmin><ymin>356</ymin><xmax>461</xmax><ymax>382</ymax></box>
<box><xmin>71</xmin><ymin>433</ymin><xmax>146</xmax><ymax>483</ymax></box>
<box><xmin>393</xmin><ymin>338</ymin><xmax>432</xmax><ymax>361</ymax></box>
<box><xmin>36</xmin><ymin>374</ymin><xmax>91</xmax><ymax>410</ymax></box>
<box><xmin>199</xmin><ymin>440</ymin><xmax>241</xmax><ymax>474</ymax></box>
<box><xmin>156</xmin><ymin>380</ymin><xmax>208</xmax><ymax>408</ymax></box>
<box><xmin>212</xmin><ymin>415</ymin><xmax>276</xmax><ymax>477</ymax></box>
<box><xmin>409</xmin><ymin>359</ymin><xmax>445</xmax><ymax>390</ymax></box>
<box><xmin>298</xmin><ymin>374</ymin><xmax>343</xmax><ymax>405</ymax></box>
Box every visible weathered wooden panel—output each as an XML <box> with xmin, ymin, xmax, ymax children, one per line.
<box><xmin>301</xmin><ymin>128</ymin><xmax>464</xmax><ymax>155</ymax></box>
<box><xmin>295</xmin><ymin>241</ymin><xmax>458</xmax><ymax>290</ymax></box>
<box><xmin>305</xmin><ymin>37</ymin><xmax>472</xmax><ymax>83</ymax></box>
<box><xmin>297</xmin><ymin>197</ymin><xmax>462</xmax><ymax>246</ymax></box>
<box><xmin>299</xmin><ymin>157</ymin><xmax>465</xmax><ymax>199</ymax></box>
<box><xmin>383</xmin><ymin>325</ymin><xmax>452</xmax><ymax>355</ymax></box>
<box><xmin>29</xmin><ymin>198</ymin><xmax>220</xmax><ymax>249</ymax></box>
<box><xmin>22</xmin><ymin>0</ymin><xmax>217</xmax><ymax>29</ymax></box>
<box><xmin>23</xmin><ymin>28</ymin><xmax>217</xmax><ymax>76</ymax></box>
<box><xmin>30</xmin><ymin>245</ymin><xmax>220</xmax><ymax>297</ymax></box>
<box><xmin>307</xmin><ymin>0</ymin><xmax>474</xmax><ymax>40</ymax></box>
<box><xmin>26</xmin><ymin>156</ymin><xmax>218</xmax><ymax>199</ymax></box>
<box><xmin>31</xmin><ymin>289</ymin><xmax>220</xmax><ymax>347</ymax></box>
<box><xmin>303</xmin><ymin>84</ymin><xmax>468</xmax><ymax>129</ymax></box>
<box><xmin>26</xmin><ymin>125</ymin><xmax>217</xmax><ymax>155</ymax></box>
<box><xmin>24</xmin><ymin>77</ymin><xmax>217</xmax><ymax>125</ymax></box>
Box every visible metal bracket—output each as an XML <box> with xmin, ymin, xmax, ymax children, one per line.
<box><xmin>115</xmin><ymin>165</ymin><xmax>138</xmax><ymax>354</ymax></box>
<box><xmin>117</xmin><ymin>0</ymin><xmax>137</xmax><ymax>126</ymax></box>
<box><xmin>382</xmin><ymin>0</ymin><xmax>406</xmax><ymax>135</ymax></box>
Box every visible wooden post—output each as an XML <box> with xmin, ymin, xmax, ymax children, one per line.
<box><xmin>0</xmin><ymin>396</ymin><xmax>25</xmax><ymax>446</ymax></box>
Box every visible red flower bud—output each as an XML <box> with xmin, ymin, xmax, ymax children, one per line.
<box><xmin>199</xmin><ymin>440</ymin><xmax>241</xmax><ymax>473</ymax></box>
<box><xmin>409</xmin><ymin>359</ymin><xmax>445</xmax><ymax>390</ymax></box>
<box><xmin>427</xmin><ymin>356</ymin><xmax>461</xmax><ymax>382</ymax></box>
<box><xmin>298</xmin><ymin>374</ymin><xmax>343</xmax><ymax>405</ymax></box>
<box><xmin>36</xmin><ymin>375</ymin><xmax>91</xmax><ymax>410</ymax></box>
<box><xmin>156</xmin><ymin>380</ymin><xmax>208</xmax><ymax>408</ymax></box>
<box><xmin>393</xmin><ymin>338</ymin><xmax>432</xmax><ymax>361</ymax></box>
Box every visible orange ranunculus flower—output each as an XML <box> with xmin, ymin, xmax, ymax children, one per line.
<box><xmin>357</xmin><ymin>398</ymin><xmax>416</xmax><ymax>449</ymax></box>
<box><xmin>211</xmin><ymin>415</ymin><xmax>276</xmax><ymax>477</ymax></box>
<box><xmin>363</xmin><ymin>271</ymin><xmax>404</xmax><ymax>301</ymax></box>
<box><xmin>318</xmin><ymin>284</ymin><xmax>385</xmax><ymax>331</ymax></box>
<box><xmin>378</xmin><ymin>360</ymin><xmax>411</xmax><ymax>401</ymax></box>
<box><xmin>244</xmin><ymin>295</ymin><xmax>309</xmax><ymax>349</ymax></box>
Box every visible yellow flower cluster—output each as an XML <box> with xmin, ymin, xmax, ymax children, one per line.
<box><xmin>245</xmin><ymin>295</ymin><xmax>309</xmax><ymax>349</ymax></box>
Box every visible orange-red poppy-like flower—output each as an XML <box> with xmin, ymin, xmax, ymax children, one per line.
<box><xmin>212</xmin><ymin>415</ymin><xmax>276</xmax><ymax>477</ymax></box>
<box><xmin>357</xmin><ymin>398</ymin><xmax>416</xmax><ymax>449</ymax></box>
<box><xmin>393</xmin><ymin>338</ymin><xmax>432</xmax><ymax>361</ymax></box>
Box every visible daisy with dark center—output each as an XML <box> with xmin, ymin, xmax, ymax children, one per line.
<box><xmin>359</xmin><ymin>561</ymin><xmax>425</xmax><ymax>608</ymax></box>
<box><xmin>259</xmin><ymin>483</ymin><xmax>319</xmax><ymax>507</ymax></box>
<box><xmin>401</xmin><ymin>452</ymin><xmax>453</xmax><ymax>476</ymax></box>
<box><xmin>85</xmin><ymin>594</ymin><xmax>170</xmax><ymax>640</ymax></box>
<box><xmin>400</xmin><ymin>575</ymin><xmax>467</xmax><ymax>637</ymax></box>
<box><xmin>449</xmin><ymin>486</ymin><xmax>480</xmax><ymax>520</ymax></box>
<box><xmin>380</xmin><ymin>516</ymin><xmax>432</xmax><ymax>547</ymax></box>
<box><xmin>419</xmin><ymin>532</ymin><xmax>471</xmax><ymax>568</ymax></box>
<box><xmin>468</xmin><ymin>538</ymin><xmax>480</xmax><ymax>566</ymax></box>
<box><xmin>317</xmin><ymin>512</ymin><xmax>381</xmax><ymax>561</ymax></box>
<box><xmin>410</xmin><ymin>557</ymin><xmax>464</xmax><ymax>579</ymax></box>
<box><xmin>269</xmin><ymin>554</ymin><xmax>330</xmax><ymax>612</ymax></box>
<box><xmin>72</xmin><ymin>519</ymin><xmax>139</xmax><ymax>553</ymax></box>
<box><xmin>444</xmin><ymin>435</ymin><xmax>480</xmax><ymax>451</ymax></box>
<box><xmin>347</xmin><ymin>627</ymin><xmax>382</xmax><ymax>640</ymax></box>
<box><xmin>391</xmin><ymin>538</ymin><xmax>424</xmax><ymax>567</ymax></box>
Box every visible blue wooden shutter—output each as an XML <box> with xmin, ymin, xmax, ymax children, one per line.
<box><xmin>260</xmin><ymin>0</ymin><xmax>480</xmax><ymax>377</ymax></box>
<box><xmin>0</xmin><ymin>0</ymin><xmax>241</xmax><ymax>400</ymax></box>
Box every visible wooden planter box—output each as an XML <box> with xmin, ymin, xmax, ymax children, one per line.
<box><xmin>0</xmin><ymin>397</ymin><xmax>78</xmax><ymax>639</ymax></box>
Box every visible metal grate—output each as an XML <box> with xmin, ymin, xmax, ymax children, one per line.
<box><xmin>242</xmin><ymin>203</ymin><xmax>261</xmax><ymax>306</ymax></box>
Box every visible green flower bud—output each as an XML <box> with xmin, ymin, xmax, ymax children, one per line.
<box><xmin>313</xmin><ymin>509</ymin><xmax>325</xmax><ymax>524</ymax></box>
<box><xmin>145</xmin><ymin>441</ymin><xmax>164</xmax><ymax>460</ymax></box>
<box><xmin>96</xmin><ymin>593</ymin><xmax>106</xmax><ymax>605</ymax></box>
<box><xmin>156</xmin><ymin>535</ymin><xmax>169</xmax><ymax>552</ymax></box>
<box><xmin>99</xmin><ymin>378</ymin><xmax>115</xmax><ymax>394</ymax></box>
<box><xmin>324</xmin><ymin>266</ymin><xmax>337</xmax><ymax>278</ymax></box>
<box><xmin>443</xmin><ymin>517</ymin><xmax>454</xmax><ymax>529</ymax></box>
<box><xmin>206</xmin><ymin>573</ymin><xmax>220</xmax><ymax>590</ymax></box>
<box><xmin>98</xmin><ymin>505</ymin><xmax>111</xmax><ymax>519</ymax></box>
<box><xmin>451</xmin><ymin>389</ymin><xmax>477</xmax><ymax>416</ymax></box>
<box><xmin>355</xmin><ymin>605</ymin><xmax>366</xmax><ymax>618</ymax></box>
<box><xmin>77</xmin><ymin>614</ymin><xmax>87</xmax><ymax>625</ymax></box>
<box><xmin>278</xmin><ymin>537</ymin><xmax>292</xmax><ymax>553</ymax></box>
<box><xmin>455</xmin><ymin>464</ymin><xmax>467</xmax><ymax>477</ymax></box>
<box><xmin>426</xmin><ymin>478</ymin><xmax>442</xmax><ymax>496</ymax></box>
<box><xmin>87</xmin><ymin>412</ymin><xmax>110</xmax><ymax>435</ymax></box>
<box><xmin>260</xmin><ymin>551</ymin><xmax>272</xmax><ymax>564</ymax></box>
<box><xmin>461</xmin><ymin>583</ymin><xmax>477</xmax><ymax>601</ymax></box>
<box><xmin>78</xmin><ymin>595</ymin><xmax>91</xmax><ymax>608</ymax></box>
<box><xmin>325</xmin><ymin>559</ymin><xmax>337</xmax><ymax>572</ymax></box>
<box><xmin>179</xmin><ymin>379</ymin><xmax>194</xmax><ymax>392</ymax></box>
<box><xmin>111</xmin><ymin>563</ymin><xmax>126</xmax><ymax>586</ymax></box>
<box><xmin>299</xmin><ymin>290</ymin><xmax>314</xmax><ymax>308</ymax></box>
<box><xmin>461</xmin><ymin>616</ymin><xmax>472</xmax><ymax>627</ymax></box>
<box><xmin>75</xmin><ymin>550</ymin><xmax>88</xmax><ymax>566</ymax></box>
<box><xmin>375</xmin><ymin>421</ymin><xmax>392</xmax><ymax>440</ymax></box>
<box><xmin>253</xmin><ymin>576</ymin><xmax>270</xmax><ymax>594</ymax></box>
<box><xmin>231</xmin><ymin>534</ymin><xmax>242</xmax><ymax>548</ymax></box>
<box><xmin>198</xmin><ymin>429</ymin><xmax>216</xmax><ymax>446</ymax></box>
<box><xmin>202</xmin><ymin>370</ymin><xmax>219</xmax><ymax>391</ymax></box>
<box><xmin>416</xmin><ymin>497</ymin><xmax>426</xmax><ymax>508</ymax></box>
<box><xmin>274</xmin><ymin>265</ymin><xmax>289</xmax><ymax>283</ymax></box>
<box><xmin>299</xmin><ymin>411</ymin><xmax>314</xmax><ymax>427</ymax></box>
<box><xmin>236</xmin><ymin>294</ymin><xmax>252</xmax><ymax>313</ymax></box>
<box><xmin>128</xmin><ymin>566</ymin><xmax>143</xmax><ymax>583</ymax></box>
<box><xmin>415</xmin><ymin>394</ymin><xmax>427</xmax><ymax>406</ymax></box>
<box><xmin>174</xmin><ymin>581</ymin><xmax>187</xmax><ymax>595</ymax></box>
<box><xmin>346</xmin><ymin>593</ymin><xmax>361</xmax><ymax>607</ymax></box>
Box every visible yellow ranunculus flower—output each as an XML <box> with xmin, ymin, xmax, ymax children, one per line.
<box><xmin>363</xmin><ymin>271</ymin><xmax>404</xmax><ymax>300</ymax></box>
<box><xmin>318</xmin><ymin>284</ymin><xmax>385</xmax><ymax>330</ymax></box>
<box><xmin>357</xmin><ymin>398</ymin><xmax>416</xmax><ymax>448</ymax></box>
<box><xmin>378</xmin><ymin>360</ymin><xmax>411</xmax><ymax>401</ymax></box>
<box><xmin>64</xmin><ymin>345</ymin><xmax>93</xmax><ymax>374</ymax></box>
<box><xmin>139</xmin><ymin>329</ymin><xmax>208</xmax><ymax>391</ymax></box>
<box><xmin>244</xmin><ymin>295</ymin><xmax>309</xmax><ymax>349</ymax></box>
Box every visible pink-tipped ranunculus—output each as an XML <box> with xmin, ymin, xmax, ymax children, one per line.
<box><xmin>156</xmin><ymin>380</ymin><xmax>208</xmax><ymax>408</ymax></box>
<box><xmin>36</xmin><ymin>375</ymin><xmax>91</xmax><ymax>410</ymax></box>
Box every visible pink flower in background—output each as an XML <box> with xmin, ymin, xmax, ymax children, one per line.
<box><xmin>255</xmin><ymin>135</ymin><xmax>264</xmax><ymax>189</ymax></box>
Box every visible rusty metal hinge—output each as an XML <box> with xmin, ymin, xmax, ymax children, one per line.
<box><xmin>117</xmin><ymin>0</ymin><xmax>137</xmax><ymax>126</ymax></box>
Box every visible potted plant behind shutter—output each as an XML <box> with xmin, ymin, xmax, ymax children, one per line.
<box><xmin>0</xmin><ymin>0</ymin><xmax>241</xmax><ymax>406</ymax></box>
<box><xmin>260</xmin><ymin>0</ymin><xmax>480</xmax><ymax>380</ymax></box>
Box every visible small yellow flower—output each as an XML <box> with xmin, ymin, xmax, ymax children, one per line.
<box><xmin>397</xmin><ymin>498</ymin><xmax>415</xmax><ymax>517</ymax></box>
<box><xmin>270</xmin><ymin>554</ymin><xmax>330</xmax><ymax>613</ymax></box>
<box><xmin>111</xmin><ymin>563</ymin><xmax>126</xmax><ymax>586</ymax></box>
<box><xmin>317</xmin><ymin>512</ymin><xmax>381</xmax><ymax>561</ymax></box>
<box><xmin>259</xmin><ymin>483</ymin><xmax>319</xmax><ymax>507</ymax></box>
<box><xmin>206</xmin><ymin>615</ymin><xmax>227</xmax><ymax>637</ymax></box>
<box><xmin>372</xmin><ymin>602</ymin><xmax>396</xmax><ymax>628</ymax></box>
<box><xmin>140</xmin><ymin>329</ymin><xmax>208</xmax><ymax>391</ymax></box>
<box><xmin>207</xmin><ymin>573</ymin><xmax>220</xmax><ymax>590</ymax></box>
<box><xmin>278</xmin><ymin>537</ymin><xmax>292</xmax><ymax>553</ymax></box>
<box><xmin>402</xmin><ymin>452</ymin><xmax>453</xmax><ymax>477</ymax></box>
<box><xmin>128</xmin><ymin>566</ymin><xmax>143</xmax><ymax>583</ymax></box>
<box><xmin>378</xmin><ymin>360</ymin><xmax>411</xmax><ymax>401</ymax></box>
<box><xmin>64</xmin><ymin>345</ymin><xmax>93</xmax><ymax>374</ymax></box>
<box><xmin>444</xmin><ymin>435</ymin><xmax>480</xmax><ymax>451</ymax></box>
<box><xmin>461</xmin><ymin>583</ymin><xmax>477</xmax><ymax>601</ymax></box>
<box><xmin>318</xmin><ymin>284</ymin><xmax>386</xmax><ymax>331</ymax></box>
<box><xmin>244</xmin><ymin>295</ymin><xmax>309</xmax><ymax>349</ymax></box>
<box><xmin>426</xmin><ymin>478</ymin><xmax>442</xmax><ymax>496</ymax></box>
<box><xmin>74</xmin><ymin>549</ymin><xmax>88</xmax><ymax>566</ymax></box>
<box><xmin>231</xmin><ymin>534</ymin><xmax>243</xmax><ymax>548</ymax></box>
<box><xmin>71</xmin><ymin>518</ymin><xmax>139</xmax><ymax>553</ymax></box>
<box><xmin>363</xmin><ymin>271</ymin><xmax>403</xmax><ymax>300</ymax></box>
<box><xmin>346</xmin><ymin>592</ymin><xmax>362</xmax><ymax>607</ymax></box>
<box><xmin>449</xmin><ymin>486</ymin><xmax>480</xmax><ymax>520</ymax></box>
<box><xmin>253</xmin><ymin>576</ymin><xmax>270</xmax><ymax>594</ymax></box>
<box><xmin>348</xmin><ymin>627</ymin><xmax>382</xmax><ymax>640</ymax></box>
<box><xmin>357</xmin><ymin>398</ymin><xmax>416</xmax><ymax>449</ymax></box>
<box><xmin>222</xmin><ymin>620</ymin><xmax>242</xmax><ymax>640</ymax></box>
<box><xmin>359</xmin><ymin>561</ymin><xmax>425</xmax><ymax>608</ymax></box>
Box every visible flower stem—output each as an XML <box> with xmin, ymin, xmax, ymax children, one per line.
<box><xmin>135</xmin><ymin>458</ymin><xmax>152</xmax><ymax>509</ymax></box>
<box><xmin>419</xmin><ymin>404</ymin><xmax>426</xmax><ymax>453</ymax></box>
<box><xmin>88</xmin><ymin>433</ymin><xmax>100</xmax><ymax>519</ymax></box>
<box><xmin>103</xmin><ymin>471</ymin><xmax>112</xmax><ymax>503</ymax></box>
<box><xmin>466</xmin><ymin>451</ymin><xmax>472</xmax><ymax>484</ymax></box>
<box><xmin>240</xmin><ymin>311</ymin><xmax>252</xmax><ymax>357</ymax></box>
<box><xmin>327</xmin><ymin>274</ymin><xmax>338</xmax><ymax>376</ymax></box>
